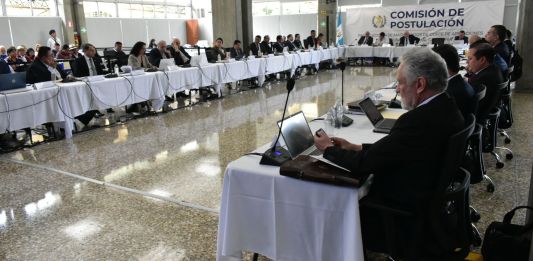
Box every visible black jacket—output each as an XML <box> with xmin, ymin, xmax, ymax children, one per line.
<box><xmin>0</xmin><ymin>60</ymin><xmax>10</xmax><ymax>74</ymax></box>
<box><xmin>284</xmin><ymin>41</ymin><xmax>296</xmax><ymax>51</ymax></box>
<box><xmin>399</xmin><ymin>35</ymin><xmax>420</xmax><ymax>46</ymax></box>
<box><xmin>73</xmin><ymin>55</ymin><xmax>104</xmax><ymax>77</ymax></box>
<box><xmin>467</xmin><ymin>64</ymin><xmax>505</xmax><ymax>121</ymax></box>
<box><xmin>454</xmin><ymin>36</ymin><xmax>468</xmax><ymax>44</ymax></box>
<box><xmin>148</xmin><ymin>48</ymin><xmax>171</xmax><ymax>67</ymax></box>
<box><xmin>249</xmin><ymin>42</ymin><xmax>261</xmax><ymax>56</ymax></box>
<box><xmin>293</xmin><ymin>40</ymin><xmax>302</xmax><ymax>49</ymax></box>
<box><xmin>169</xmin><ymin>46</ymin><xmax>191</xmax><ymax>66</ymax></box>
<box><xmin>26</xmin><ymin>59</ymin><xmax>68</xmax><ymax>84</ymax></box>
<box><xmin>358</xmin><ymin>36</ymin><xmax>373</xmax><ymax>46</ymax></box>
<box><xmin>272</xmin><ymin>42</ymin><xmax>284</xmax><ymax>53</ymax></box>
<box><xmin>260</xmin><ymin>41</ymin><xmax>273</xmax><ymax>54</ymax></box>
<box><xmin>305</xmin><ymin>36</ymin><xmax>315</xmax><ymax>49</ymax></box>
<box><xmin>446</xmin><ymin>74</ymin><xmax>477</xmax><ymax>118</ymax></box>
<box><xmin>105</xmin><ymin>49</ymin><xmax>129</xmax><ymax>68</ymax></box>
<box><xmin>494</xmin><ymin>42</ymin><xmax>510</xmax><ymax>66</ymax></box>
<box><xmin>324</xmin><ymin>93</ymin><xmax>464</xmax><ymax>209</ymax></box>
<box><xmin>229</xmin><ymin>47</ymin><xmax>244</xmax><ymax>60</ymax></box>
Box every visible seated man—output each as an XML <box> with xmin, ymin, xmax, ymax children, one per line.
<box><xmin>374</xmin><ymin>32</ymin><xmax>393</xmax><ymax>46</ymax></box>
<box><xmin>293</xmin><ymin>34</ymin><xmax>303</xmax><ymax>49</ymax></box>
<box><xmin>109</xmin><ymin>41</ymin><xmax>129</xmax><ymax>68</ymax></box>
<box><xmin>4</xmin><ymin>46</ymin><xmax>24</xmax><ymax>73</ymax></box>
<box><xmin>468</xmin><ymin>37</ymin><xmax>508</xmax><ymax>78</ymax></box>
<box><xmin>454</xmin><ymin>30</ymin><xmax>468</xmax><ymax>44</ymax></box>
<box><xmin>272</xmin><ymin>35</ymin><xmax>285</xmax><ymax>53</ymax></box>
<box><xmin>229</xmin><ymin>40</ymin><xmax>244</xmax><ymax>60</ymax></box>
<box><xmin>206</xmin><ymin>37</ymin><xmax>226</xmax><ymax>63</ymax></box>
<box><xmin>433</xmin><ymin>44</ymin><xmax>476</xmax><ymax>118</ymax></box>
<box><xmin>284</xmin><ymin>34</ymin><xmax>296</xmax><ymax>52</ymax></box>
<box><xmin>466</xmin><ymin>42</ymin><xmax>505</xmax><ymax>122</ymax></box>
<box><xmin>399</xmin><ymin>31</ymin><xmax>420</xmax><ymax>46</ymax></box>
<box><xmin>260</xmin><ymin>35</ymin><xmax>273</xmax><ymax>55</ymax></box>
<box><xmin>249</xmin><ymin>35</ymin><xmax>261</xmax><ymax>56</ymax></box>
<box><xmin>357</xmin><ymin>31</ymin><xmax>373</xmax><ymax>46</ymax></box>
<box><xmin>314</xmin><ymin>47</ymin><xmax>464</xmax><ymax>254</ymax></box>
<box><xmin>169</xmin><ymin>38</ymin><xmax>191</xmax><ymax>66</ymax></box>
<box><xmin>305</xmin><ymin>30</ymin><xmax>316</xmax><ymax>49</ymax></box>
<box><xmin>0</xmin><ymin>59</ymin><xmax>9</xmax><ymax>74</ymax></box>
<box><xmin>73</xmin><ymin>43</ymin><xmax>104</xmax><ymax>77</ymax></box>
<box><xmin>148</xmin><ymin>40</ymin><xmax>172</xmax><ymax>67</ymax></box>
<box><xmin>0</xmin><ymin>45</ymin><xmax>6</xmax><ymax>59</ymax></box>
<box><xmin>485</xmin><ymin>25</ymin><xmax>510</xmax><ymax>66</ymax></box>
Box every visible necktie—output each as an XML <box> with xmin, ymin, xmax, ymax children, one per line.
<box><xmin>88</xmin><ymin>58</ymin><xmax>96</xmax><ymax>76</ymax></box>
<box><xmin>363</xmin><ymin>37</ymin><xmax>367</xmax><ymax>45</ymax></box>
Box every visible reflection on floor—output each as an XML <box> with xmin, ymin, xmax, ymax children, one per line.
<box><xmin>0</xmin><ymin>66</ymin><xmax>531</xmax><ymax>260</ymax></box>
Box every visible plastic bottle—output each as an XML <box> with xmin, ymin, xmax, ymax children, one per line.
<box><xmin>334</xmin><ymin>99</ymin><xmax>344</xmax><ymax>128</ymax></box>
<box><xmin>217</xmin><ymin>54</ymin><xmax>221</xmax><ymax>62</ymax></box>
<box><xmin>114</xmin><ymin>64</ymin><xmax>119</xmax><ymax>74</ymax></box>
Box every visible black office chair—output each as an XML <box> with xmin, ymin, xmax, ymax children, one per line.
<box><xmin>495</xmin><ymin>81</ymin><xmax>513</xmax><ymax>158</ymax></box>
<box><xmin>431</xmin><ymin>38</ymin><xmax>445</xmax><ymax>47</ymax></box>
<box><xmin>360</xmin><ymin>114</ymin><xmax>475</xmax><ymax>260</ymax></box>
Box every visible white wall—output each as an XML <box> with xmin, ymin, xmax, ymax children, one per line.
<box><xmin>86</xmin><ymin>18</ymin><xmax>189</xmax><ymax>47</ymax></box>
<box><xmin>0</xmin><ymin>17</ymin><xmax>63</xmax><ymax>47</ymax></box>
<box><xmin>253</xmin><ymin>14</ymin><xmax>317</xmax><ymax>40</ymax></box>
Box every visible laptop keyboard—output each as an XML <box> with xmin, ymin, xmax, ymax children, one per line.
<box><xmin>378</xmin><ymin>119</ymin><xmax>395</xmax><ymax>129</ymax></box>
<box><xmin>309</xmin><ymin>148</ymin><xmax>322</xmax><ymax>156</ymax></box>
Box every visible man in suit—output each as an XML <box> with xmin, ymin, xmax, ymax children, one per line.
<box><xmin>399</xmin><ymin>31</ymin><xmax>420</xmax><ymax>46</ymax></box>
<box><xmin>293</xmin><ymin>34</ymin><xmax>303</xmax><ymax>49</ymax></box>
<box><xmin>314</xmin><ymin>47</ymin><xmax>465</xmax><ymax>254</ymax></box>
<box><xmin>168</xmin><ymin>38</ymin><xmax>191</xmax><ymax>66</ymax></box>
<box><xmin>109</xmin><ymin>41</ymin><xmax>128</xmax><ymax>68</ymax></box>
<box><xmin>249</xmin><ymin>35</ymin><xmax>261</xmax><ymax>56</ymax></box>
<box><xmin>272</xmin><ymin>35</ymin><xmax>285</xmax><ymax>53</ymax></box>
<box><xmin>466</xmin><ymin>42</ymin><xmax>505</xmax><ymax>122</ymax></box>
<box><xmin>434</xmin><ymin>44</ymin><xmax>476</xmax><ymax>118</ymax></box>
<box><xmin>305</xmin><ymin>30</ymin><xmax>316</xmax><ymax>49</ymax></box>
<box><xmin>230</xmin><ymin>40</ymin><xmax>244</xmax><ymax>60</ymax></box>
<box><xmin>0</xmin><ymin>46</ymin><xmax>6</xmax><ymax>60</ymax></box>
<box><xmin>73</xmin><ymin>43</ymin><xmax>104</xmax><ymax>77</ymax></box>
<box><xmin>485</xmin><ymin>25</ymin><xmax>510</xmax><ymax>66</ymax></box>
<box><xmin>148</xmin><ymin>40</ymin><xmax>172</xmax><ymax>67</ymax></box>
<box><xmin>357</xmin><ymin>31</ymin><xmax>373</xmax><ymax>46</ymax></box>
<box><xmin>260</xmin><ymin>35</ymin><xmax>273</xmax><ymax>55</ymax></box>
<box><xmin>454</xmin><ymin>30</ymin><xmax>468</xmax><ymax>44</ymax></box>
<box><xmin>284</xmin><ymin>34</ymin><xmax>296</xmax><ymax>52</ymax></box>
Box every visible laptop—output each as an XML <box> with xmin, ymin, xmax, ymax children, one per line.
<box><xmin>358</xmin><ymin>97</ymin><xmax>396</xmax><ymax>134</ymax></box>
<box><xmin>158</xmin><ymin>58</ymin><xmax>176</xmax><ymax>71</ymax></box>
<box><xmin>277</xmin><ymin>111</ymin><xmax>322</xmax><ymax>159</ymax></box>
<box><xmin>0</xmin><ymin>72</ymin><xmax>29</xmax><ymax>93</ymax></box>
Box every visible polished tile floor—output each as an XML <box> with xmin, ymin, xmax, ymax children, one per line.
<box><xmin>0</xmin><ymin>67</ymin><xmax>531</xmax><ymax>260</ymax></box>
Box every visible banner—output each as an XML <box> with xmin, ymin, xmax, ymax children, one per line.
<box><xmin>336</xmin><ymin>11</ymin><xmax>345</xmax><ymax>46</ymax></box>
<box><xmin>344</xmin><ymin>0</ymin><xmax>505</xmax><ymax>45</ymax></box>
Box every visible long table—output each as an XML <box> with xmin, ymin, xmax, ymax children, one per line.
<box><xmin>216</xmin><ymin>102</ymin><xmax>405</xmax><ymax>261</ymax></box>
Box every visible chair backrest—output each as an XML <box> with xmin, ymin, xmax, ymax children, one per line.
<box><xmin>475</xmin><ymin>84</ymin><xmax>486</xmax><ymax>102</ymax></box>
<box><xmin>437</xmin><ymin>114</ymin><xmax>476</xmax><ymax>194</ymax></box>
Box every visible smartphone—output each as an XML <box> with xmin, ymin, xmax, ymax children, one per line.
<box><xmin>315</xmin><ymin>128</ymin><xmax>326</xmax><ymax>137</ymax></box>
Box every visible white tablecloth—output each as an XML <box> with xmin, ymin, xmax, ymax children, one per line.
<box><xmin>343</xmin><ymin>46</ymin><xmax>420</xmax><ymax>61</ymax></box>
<box><xmin>216</xmin><ymin>108</ymin><xmax>404</xmax><ymax>261</ymax></box>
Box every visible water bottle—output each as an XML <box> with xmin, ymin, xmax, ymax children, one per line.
<box><xmin>334</xmin><ymin>99</ymin><xmax>344</xmax><ymax>128</ymax></box>
<box><xmin>217</xmin><ymin>54</ymin><xmax>221</xmax><ymax>62</ymax></box>
<box><xmin>249</xmin><ymin>50</ymin><xmax>253</xmax><ymax>57</ymax></box>
<box><xmin>114</xmin><ymin>64</ymin><xmax>119</xmax><ymax>74</ymax></box>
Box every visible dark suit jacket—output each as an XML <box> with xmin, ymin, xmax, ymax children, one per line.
<box><xmin>447</xmin><ymin>74</ymin><xmax>477</xmax><ymax>118</ymax></box>
<box><xmin>26</xmin><ymin>59</ymin><xmax>68</xmax><ymax>84</ymax></box>
<box><xmin>107</xmin><ymin>49</ymin><xmax>129</xmax><ymax>68</ymax></box>
<box><xmin>284</xmin><ymin>41</ymin><xmax>296</xmax><ymax>51</ymax></box>
<box><xmin>305</xmin><ymin>36</ymin><xmax>315</xmax><ymax>48</ymax></box>
<box><xmin>358</xmin><ymin>36</ymin><xmax>373</xmax><ymax>46</ymax></box>
<box><xmin>148</xmin><ymin>48</ymin><xmax>171</xmax><ymax>67</ymax></box>
<box><xmin>73</xmin><ymin>55</ymin><xmax>104</xmax><ymax>77</ymax></box>
<box><xmin>272</xmin><ymin>42</ymin><xmax>284</xmax><ymax>53</ymax></box>
<box><xmin>249</xmin><ymin>42</ymin><xmax>261</xmax><ymax>56</ymax></box>
<box><xmin>468</xmin><ymin>64</ymin><xmax>505</xmax><ymax>121</ymax></box>
<box><xmin>229</xmin><ymin>47</ymin><xmax>244</xmax><ymax>60</ymax></box>
<box><xmin>454</xmin><ymin>36</ymin><xmax>468</xmax><ymax>44</ymax></box>
<box><xmin>324</xmin><ymin>93</ymin><xmax>464</xmax><ymax>209</ymax></box>
<box><xmin>260</xmin><ymin>41</ymin><xmax>273</xmax><ymax>54</ymax></box>
<box><xmin>494</xmin><ymin>42</ymin><xmax>510</xmax><ymax>66</ymax></box>
<box><xmin>0</xmin><ymin>60</ymin><xmax>11</xmax><ymax>74</ymax></box>
<box><xmin>399</xmin><ymin>35</ymin><xmax>420</xmax><ymax>46</ymax></box>
<box><xmin>169</xmin><ymin>46</ymin><xmax>191</xmax><ymax>66</ymax></box>
<box><xmin>293</xmin><ymin>40</ymin><xmax>302</xmax><ymax>49</ymax></box>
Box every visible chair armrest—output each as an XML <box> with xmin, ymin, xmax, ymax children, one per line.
<box><xmin>360</xmin><ymin>198</ymin><xmax>414</xmax><ymax>217</ymax></box>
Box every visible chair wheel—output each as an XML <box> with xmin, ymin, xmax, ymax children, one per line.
<box><xmin>506</xmin><ymin>153</ymin><xmax>513</xmax><ymax>160</ymax></box>
<box><xmin>487</xmin><ymin>183</ymin><xmax>495</xmax><ymax>193</ymax></box>
<box><xmin>471</xmin><ymin>211</ymin><xmax>481</xmax><ymax>222</ymax></box>
<box><xmin>496</xmin><ymin>162</ymin><xmax>504</xmax><ymax>169</ymax></box>
<box><xmin>505</xmin><ymin>138</ymin><xmax>511</xmax><ymax>144</ymax></box>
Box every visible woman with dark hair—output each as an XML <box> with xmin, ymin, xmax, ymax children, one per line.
<box><xmin>148</xmin><ymin>39</ymin><xmax>156</xmax><ymax>49</ymax></box>
<box><xmin>315</xmin><ymin>33</ymin><xmax>324</xmax><ymax>47</ymax></box>
<box><xmin>127</xmin><ymin>41</ymin><xmax>155</xmax><ymax>70</ymax></box>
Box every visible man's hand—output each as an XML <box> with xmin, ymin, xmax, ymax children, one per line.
<box><xmin>314</xmin><ymin>131</ymin><xmax>333</xmax><ymax>151</ymax></box>
<box><xmin>331</xmin><ymin>137</ymin><xmax>362</xmax><ymax>151</ymax></box>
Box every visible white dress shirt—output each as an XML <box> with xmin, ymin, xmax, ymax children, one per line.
<box><xmin>47</xmin><ymin>36</ymin><xmax>61</xmax><ymax>49</ymax></box>
<box><xmin>84</xmin><ymin>55</ymin><xmax>97</xmax><ymax>76</ymax></box>
<box><xmin>45</xmin><ymin>63</ymin><xmax>62</xmax><ymax>80</ymax></box>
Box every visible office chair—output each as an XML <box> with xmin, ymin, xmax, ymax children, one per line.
<box><xmin>496</xmin><ymin>81</ymin><xmax>514</xmax><ymax>158</ymax></box>
<box><xmin>481</xmin><ymin>81</ymin><xmax>511</xmax><ymax>168</ymax></box>
<box><xmin>360</xmin><ymin>115</ymin><xmax>475</xmax><ymax>260</ymax></box>
<box><xmin>431</xmin><ymin>38</ymin><xmax>445</xmax><ymax>47</ymax></box>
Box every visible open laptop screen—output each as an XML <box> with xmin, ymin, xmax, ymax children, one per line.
<box><xmin>0</xmin><ymin>72</ymin><xmax>27</xmax><ymax>91</ymax></box>
<box><xmin>359</xmin><ymin>97</ymin><xmax>384</xmax><ymax>125</ymax></box>
<box><xmin>277</xmin><ymin>111</ymin><xmax>314</xmax><ymax>158</ymax></box>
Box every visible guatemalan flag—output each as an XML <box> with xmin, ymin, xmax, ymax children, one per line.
<box><xmin>336</xmin><ymin>11</ymin><xmax>344</xmax><ymax>46</ymax></box>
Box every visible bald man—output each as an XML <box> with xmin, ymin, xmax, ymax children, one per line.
<box><xmin>357</xmin><ymin>31</ymin><xmax>373</xmax><ymax>46</ymax></box>
<box><xmin>148</xmin><ymin>40</ymin><xmax>171</xmax><ymax>67</ymax></box>
<box><xmin>399</xmin><ymin>31</ymin><xmax>420</xmax><ymax>46</ymax></box>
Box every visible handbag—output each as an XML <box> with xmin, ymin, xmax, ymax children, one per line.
<box><xmin>279</xmin><ymin>155</ymin><xmax>367</xmax><ymax>187</ymax></box>
<box><xmin>481</xmin><ymin>206</ymin><xmax>533</xmax><ymax>261</ymax></box>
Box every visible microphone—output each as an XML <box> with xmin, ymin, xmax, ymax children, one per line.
<box><xmin>260</xmin><ymin>78</ymin><xmax>296</xmax><ymax>166</ymax></box>
<box><xmin>389</xmin><ymin>90</ymin><xmax>402</xmax><ymax>109</ymax></box>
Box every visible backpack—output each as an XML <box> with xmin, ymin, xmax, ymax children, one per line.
<box><xmin>509</xmin><ymin>51</ymin><xmax>523</xmax><ymax>82</ymax></box>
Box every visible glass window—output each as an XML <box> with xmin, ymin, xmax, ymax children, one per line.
<box><xmin>143</xmin><ymin>4</ymin><xmax>154</xmax><ymax>18</ymax></box>
<box><xmin>130</xmin><ymin>4</ymin><xmax>143</xmax><ymax>18</ymax></box>
<box><xmin>299</xmin><ymin>1</ymin><xmax>318</xmax><ymax>14</ymax></box>
<box><xmin>98</xmin><ymin>2</ymin><xmax>117</xmax><ymax>17</ymax></box>
<box><xmin>252</xmin><ymin>2</ymin><xmax>281</xmax><ymax>16</ymax></box>
<box><xmin>32</xmin><ymin>0</ymin><xmax>53</xmax><ymax>16</ymax></box>
<box><xmin>165</xmin><ymin>0</ymin><xmax>191</xmax><ymax>6</ymax></box>
<box><xmin>83</xmin><ymin>1</ymin><xmax>99</xmax><ymax>17</ymax></box>
<box><xmin>166</xmin><ymin>5</ymin><xmax>190</xmax><ymax>19</ymax></box>
<box><xmin>117</xmin><ymin>3</ymin><xmax>131</xmax><ymax>18</ymax></box>
<box><xmin>281</xmin><ymin>1</ymin><xmax>317</xmax><ymax>15</ymax></box>
<box><xmin>6</xmin><ymin>0</ymin><xmax>33</xmax><ymax>16</ymax></box>
<box><xmin>153</xmin><ymin>5</ymin><xmax>165</xmax><ymax>18</ymax></box>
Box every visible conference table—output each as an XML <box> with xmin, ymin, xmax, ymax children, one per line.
<box><xmin>216</xmin><ymin>88</ymin><xmax>403</xmax><ymax>261</ymax></box>
<box><xmin>343</xmin><ymin>45</ymin><xmax>419</xmax><ymax>62</ymax></box>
